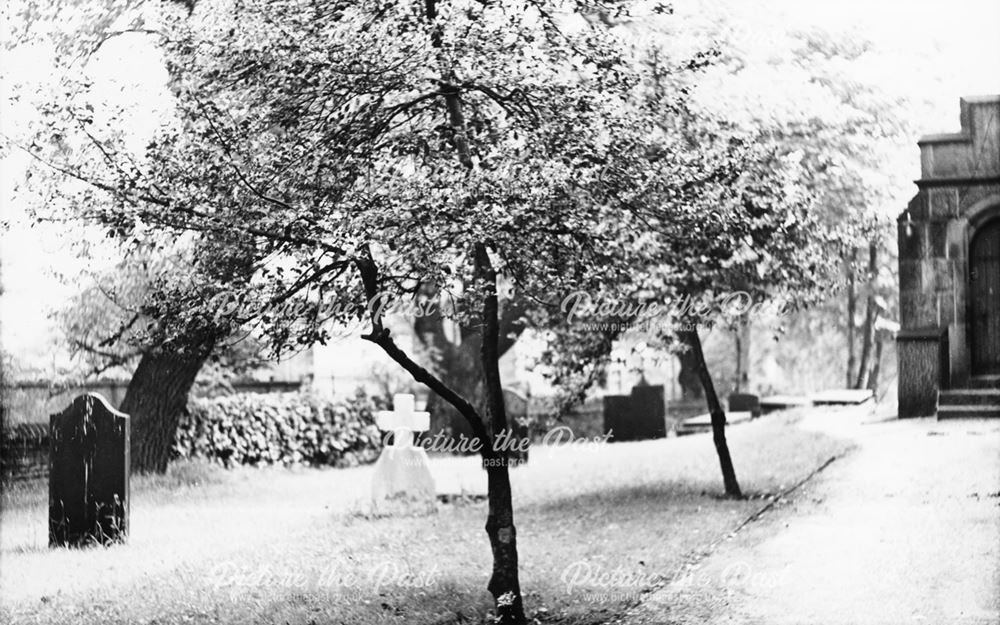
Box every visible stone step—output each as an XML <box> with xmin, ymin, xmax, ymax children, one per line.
<box><xmin>936</xmin><ymin>404</ymin><xmax>1000</xmax><ymax>420</ymax></box>
<box><xmin>938</xmin><ymin>389</ymin><xmax>1000</xmax><ymax>406</ymax></box>
<box><xmin>967</xmin><ymin>375</ymin><xmax>1000</xmax><ymax>389</ymax></box>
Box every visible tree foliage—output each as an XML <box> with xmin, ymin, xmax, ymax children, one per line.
<box><xmin>17</xmin><ymin>0</ymin><xmax>838</xmax><ymax>619</ymax></box>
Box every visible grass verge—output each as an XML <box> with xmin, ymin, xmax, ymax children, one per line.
<box><xmin>0</xmin><ymin>409</ymin><xmax>852</xmax><ymax>624</ymax></box>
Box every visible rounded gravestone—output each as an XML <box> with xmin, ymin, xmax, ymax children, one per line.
<box><xmin>49</xmin><ymin>393</ymin><xmax>130</xmax><ymax>547</ymax></box>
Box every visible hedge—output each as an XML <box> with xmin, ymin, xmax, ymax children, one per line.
<box><xmin>173</xmin><ymin>390</ymin><xmax>385</xmax><ymax>468</ymax></box>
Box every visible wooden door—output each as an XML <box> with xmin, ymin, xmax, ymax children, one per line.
<box><xmin>970</xmin><ymin>219</ymin><xmax>1000</xmax><ymax>374</ymax></box>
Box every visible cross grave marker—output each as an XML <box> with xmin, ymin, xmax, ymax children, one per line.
<box><xmin>371</xmin><ymin>393</ymin><xmax>436</xmax><ymax>515</ymax></box>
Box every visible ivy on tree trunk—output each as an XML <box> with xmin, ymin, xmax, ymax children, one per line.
<box><xmin>734</xmin><ymin>315</ymin><xmax>751</xmax><ymax>393</ymax></box>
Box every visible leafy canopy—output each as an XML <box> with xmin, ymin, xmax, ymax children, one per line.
<box><xmin>25</xmin><ymin>0</ymin><xmax>733</xmax><ymax>357</ymax></box>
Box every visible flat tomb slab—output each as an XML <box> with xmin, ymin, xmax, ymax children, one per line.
<box><xmin>761</xmin><ymin>395</ymin><xmax>813</xmax><ymax>411</ymax></box>
<box><xmin>675</xmin><ymin>411</ymin><xmax>754</xmax><ymax>436</ymax></box>
<box><xmin>810</xmin><ymin>389</ymin><xmax>874</xmax><ymax>405</ymax></box>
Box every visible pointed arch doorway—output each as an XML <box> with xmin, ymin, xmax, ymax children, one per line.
<box><xmin>970</xmin><ymin>218</ymin><xmax>1000</xmax><ymax>374</ymax></box>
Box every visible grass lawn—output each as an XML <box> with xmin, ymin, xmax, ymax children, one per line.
<box><xmin>0</xmin><ymin>409</ymin><xmax>852</xmax><ymax>624</ymax></box>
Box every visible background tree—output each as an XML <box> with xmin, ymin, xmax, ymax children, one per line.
<box><xmin>55</xmin><ymin>239</ymin><xmax>263</xmax><ymax>472</ymax></box>
<box><xmin>412</xmin><ymin>285</ymin><xmax>528</xmax><ymax>439</ymax></box>
<box><xmin>3</xmin><ymin>0</ymin><xmax>227</xmax><ymax>473</ymax></box>
<box><xmin>661</xmin><ymin>137</ymin><xmax>834</xmax><ymax>497</ymax></box>
<box><xmin>658</xmin><ymin>16</ymin><xmax>914</xmax><ymax>394</ymax></box>
<box><xmin>537</xmin><ymin>45</ymin><xmax>837</xmax><ymax>496</ymax></box>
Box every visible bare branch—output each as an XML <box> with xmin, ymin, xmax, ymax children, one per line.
<box><xmin>354</xmin><ymin>248</ymin><xmax>491</xmax><ymax>446</ymax></box>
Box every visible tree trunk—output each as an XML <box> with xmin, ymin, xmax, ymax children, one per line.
<box><xmin>476</xmin><ymin>244</ymin><xmax>526</xmax><ymax>624</ymax></box>
<box><xmin>417</xmin><ymin>2</ymin><xmax>524</xmax><ymax>617</ymax></box>
<box><xmin>854</xmin><ymin>242</ymin><xmax>878</xmax><ymax>389</ymax></box>
<box><xmin>680</xmin><ymin>326</ymin><xmax>742</xmax><ymax>498</ymax></box>
<box><xmin>413</xmin><ymin>288</ymin><xmax>525</xmax><ymax>445</ymax></box>
<box><xmin>357</xmin><ymin>250</ymin><xmax>523</xmax><ymax>622</ymax></box>
<box><xmin>845</xmin><ymin>250</ymin><xmax>857</xmax><ymax>388</ymax></box>
<box><xmin>734</xmin><ymin>316</ymin><xmax>751</xmax><ymax>393</ymax></box>
<box><xmin>483</xmin><ymin>459</ymin><xmax>524</xmax><ymax>623</ymax></box>
<box><xmin>119</xmin><ymin>348</ymin><xmax>211</xmax><ymax>474</ymax></box>
<box><xmin>676</xmin><ymin>347</ymin><xmax>703</xmax><ymax>400</ymax></box>
<box><xmin>867</xmin><ymin>332</ymin><xmax>885</xmax><ymax>395</ymax></box>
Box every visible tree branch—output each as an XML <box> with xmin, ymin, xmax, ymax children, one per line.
<box><xmin>14</xmin><ymin>141</ymin><xmax>346</xmax><ymax>255</ymax></box>
<box><xmin>354</xmin><ymin>249</ymin><xmax>491</xmax><ymax>447</ymax></box>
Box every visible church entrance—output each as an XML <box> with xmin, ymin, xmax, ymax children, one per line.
<box><xmin>970</xmin><ymin>218</ymin><xmax>1000</xmax><ymax>374</ymax></box>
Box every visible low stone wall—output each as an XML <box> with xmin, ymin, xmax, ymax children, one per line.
<box><xmin>2</xmin><ymin>381</ymin><xmax>306</xmax><ymax>482</ymax></box>
<box><xmin>897</xmin><ymin>329</ymin><xmax>947</xmax><ymax>417</ymax></box>
<box><xmin>1</xmin><ymin>423</ymin><xmax>49</xmax><ymax>483</ymax></box>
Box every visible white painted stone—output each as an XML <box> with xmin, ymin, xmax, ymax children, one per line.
<box><xmin>371</xmin><ymin>394</ymin><xmax>436</xmax><ymax>515</ymax></box>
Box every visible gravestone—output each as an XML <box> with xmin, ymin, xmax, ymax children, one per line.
<box><xmin>602</xmin><ymin>395</ymin><xmax>632</xmax><ymax>442</ymax></box>
<box><xmin>500</xmin><ymin>389</ymin><xmax>530</xmax><ymax>465</ymax></box>
<box><xmin>728</xmin><ymin>393</ymin><xmax>761</xmax><ymax>419</ymax></box>
<box><xmin>603</xmin><ymin>384</ymin><xmax>667</xmax><ymax>442</ymax></box>
<box><xmin>371</xmin><ymin>394</ymin><xmax>436</xmax><ymax>515</ymax></box>
<box><xmin>49</xmin><ymin>393</ymin><xmax>129</xmax><ymax>547</ymax></box>
<box><xmin>630</xmin><ymin>384</ymin><xmax>666</xmax><ymax>438</ymax></box>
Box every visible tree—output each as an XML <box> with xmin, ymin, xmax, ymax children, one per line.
<box><xmin>639</xmin><ymin>7</ymin><xmax>915</xmax><ymax>394</ymax></box>
<box><xmin>663</xmin><ymin>138</ymin><xmax>834</xmax><ymax>498</ymax></box>
<box><xmin>541</xmin><ymin>42</ymin><xmax>838</xmax><ymax>496</ymax></box>
<box><xmin>707</xmin><ymin>25</ymin><xmax>911</xmax><ymax>391</ymax></box>
<box><xmin>55</xmin><ymin>242</ymin><xmax>261</xmax><ymax>472</ymax></box>
<box><xmin>3</xmin><ymin>0</ymin><xmax>233</xmax><ymax>474</ymax></box>
<box><xmin>778</xmin><ymin>30</ymin><xmax>908</xmax><ymax>391</ymax></box>
<box><xmin>22</xmin><ymin>1</ymin><xmax>738</xmax><ymax>620</ymax></box>
<box><xmin>536</xmin><ymin>100</ymin><xmax>836</xmax><ymax>497</ymax></box>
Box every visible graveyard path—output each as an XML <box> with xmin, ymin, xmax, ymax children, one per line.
<box><xmin>625</xmin><ymin>408</ymin><xmax>1000</xmax><ymax>625</ymax></box>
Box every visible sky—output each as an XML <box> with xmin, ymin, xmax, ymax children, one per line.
<box><xmin>1</xmin><ymin>0</ymin><xmax>999</xmax><ymax>376</ymax></box>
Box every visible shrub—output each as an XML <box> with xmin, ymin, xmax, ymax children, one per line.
<box><xmin>173</xmin><ymin>390</ymin><xmax>385</xmax><ymax>468</ymax></box>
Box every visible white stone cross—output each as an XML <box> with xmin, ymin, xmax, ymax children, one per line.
<box><xmin>376</xmin><ymin>394</ymin><xmax>429</xmax><ymax>449</ymax></box>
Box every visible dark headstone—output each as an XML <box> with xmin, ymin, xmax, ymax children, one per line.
<box><xmin>728</xmin><ymin>393</ymin><xmax>761</xmax><ymax>418</ymax></box>
<box><xmin>603</xmin><ymin>385</ymin><xmax>666</xmax><ymax>442</ymax></box>
<box><xmin>49</xmin><ymin>394</ymin><xmax>130</xmax><ymax>547</ymax></box>
<box><xmin>501</xmin><ymin>389</ymin><xmax>530</xmax><ymax>465</ymax></box>
<box><xmin>630</xmin><ymin>384</ymin><xmax>666</xmax><ymax>439</ymax></box>
<box><xmin>602</xmin><ymin>394</ymin><xmax>632</xmax><ymax>441</ymax></box>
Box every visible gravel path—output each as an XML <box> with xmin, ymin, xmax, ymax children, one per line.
<box><xmin>626</xmin><ymin>408</ymin><xmax>1000</xmax><ymax>625</ymax></box>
